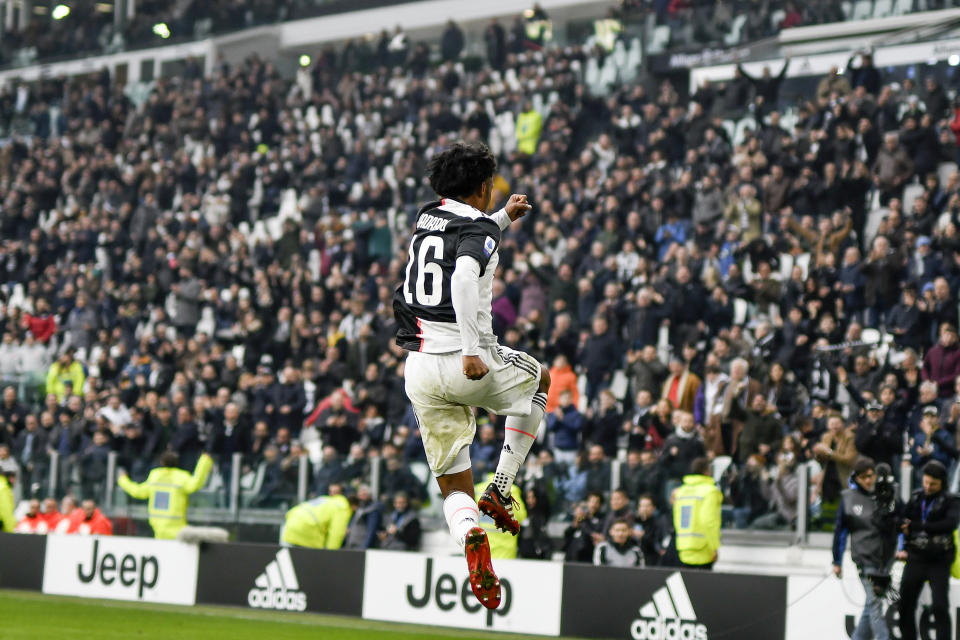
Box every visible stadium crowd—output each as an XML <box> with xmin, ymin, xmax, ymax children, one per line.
<box><xmin>1</xmin><ymin>1</ymin><xmax>960</xmax><ymax>561</ymax></box>
<box><xmin>0</xmin><ymin>0</ymin><xmax>919</xmax><ymax>70</ymax></box>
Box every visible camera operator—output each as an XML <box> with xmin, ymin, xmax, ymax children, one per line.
<box><xmin>898</xmin><ymin>461</ymin><xmax>959</xmax><ymax>640</ymax></box>
<box><xmin>832</xmin><ymin>458</ymin><xmax>901</xmax><ymax>640</ymax></box>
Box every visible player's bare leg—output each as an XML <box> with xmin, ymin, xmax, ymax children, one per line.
<box><xmin>437</xmin><ymin>466</ymin><xmax>501</xmax><ymax>610</ymax></box>
<box><xmin>479</xmin><ymin>365</ymin><xmax>551</xmax><ymax>534</ymax></box>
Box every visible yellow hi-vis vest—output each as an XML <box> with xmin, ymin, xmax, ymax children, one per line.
<box><xmin>515</xmin><ymin>110</ymin><xmax>542</xmax><ymax>156</ymax></box>
<box><xmin>673</xmin><ymin>474</ymin><xmax>722</xmax><ymax>566</ymax></box>
<box><xmin>475</xmin><ymin>476</ymin><xmax>527</xmax><ymax>559</ymax></box>
<box><xmin>0</xmin><ymin>475</ymin><xmax>14</xmax><ymax>532</ymax></box>
<box><xmin>281</xmin><ymin>494</ymin><xmax>352</xmax><ymax>549</ymax></box>
<box><xmin>117</xmin><ymin>453</ymin><xmax>213</xmax><ymax>539</ymax></box>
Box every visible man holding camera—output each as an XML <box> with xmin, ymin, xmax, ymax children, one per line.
<box><xmin>898</xmin><ymin>460</ymin><xmax>959</xmax><ymax>640</ymax></box>
<box><xmin>832</xmin><ymin>458</ymin><xmax>900</xmax><ymax>640</ymax></box>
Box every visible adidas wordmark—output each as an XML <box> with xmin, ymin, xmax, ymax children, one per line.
<box><xmin>630</xmin><ymin>572</ymin><xmax>708</xmax><ymax>640</ymax></box>
<box><xmin>247</xmin><ymin>548</ymin><xmax>308</xmax><ymax>611</ymax></box>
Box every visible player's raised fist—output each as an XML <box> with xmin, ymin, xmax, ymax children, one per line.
<box><xmin>505</xmin><ymin>194</ymin><xmax>532</xmax><ymax>221</ymax></box>
<box><xmin>462</xmin><ymin>355</ymin><xmax>489</xmax><ymax>380</ymax></box>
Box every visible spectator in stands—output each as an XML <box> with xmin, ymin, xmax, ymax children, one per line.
<box><xmin>57</xmin><ymin>498</ymin><xmax>113</xmax><ymax>536</ymax></box>
<box><xmin>594</xmin><ymin>519</ymin><xmax>642</xmax><ymax>567</ymax></box>
<box><xmin>661</xmin><ymin>356</ymin><xmax>701</xmax><ymax>414</ymax></box>
<box><xmin>440</xmin><ymin>20</ymin><xmax>465</xmax><ymax>61</ymax></box>
<box><xmin>661</xmin><ymin>411</ymin><xmax>706</xmax><ymax>483</ymax></box>
<box><xmin>909</xmin><ymin>407</ymin><xmax>957</xmax><ymax>486</ymax></box>
<box><xmin>814</xmin><ymin>414</ymin><xmax>859</xmax><ymax>525</ymax></box>
<box><xmin>873</xmin><ymin>132</ymin><xmax>914</xmax><ymax>205</ymax></box>
<box><xmin>344</xmin><ymin>484</ymin><xmax>383</xmax><ymax>550</ymax></box>
<box><xmin>518</xmin><ymin>486</ymin><xmax>553</xmax><ymax>560</ymax></box>
<box><xmin>563</xmin><ymin>491</ymin><xmax>606</xmax><ymax>563</ymax></box>
<box><xmin>736</xmin><ymin>58</ymin><xmax>790</xmax><ymax>116</ymax></box>
<box><xmin>45</xmin><ymin>350</ymin><xmax>84</xmax><ymax>403</ymax></box>
<box><xmin>545</xmin><ymin>354</ymin><xmax>578</xmax><ymax>413</ymax></box>
<box><xmin>548</xmin><ymin>390</ymin><xmax>585</xmax><ymax>466</ymax></box>
<box><xmin>735</xmin><ymin>394</ymin><xmax>782</xmax><ymax>465</ymax></box>
<box><xmin>378</xmin><ymin>491</ymin><xmax>421</xmax><ymax>551</ymax></box>
<box><xmin>922</xmin><ymin>324</ymin><xmax>960</xmax><ymax>397</ymax></box>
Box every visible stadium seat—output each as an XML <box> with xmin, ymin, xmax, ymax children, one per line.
<box><xmin>903</xmin><ymin>183</ymin><xmax>925</xmax><ymax>215</ymax></box>
<box><xmin>891</xmin><ymin>0</ymin><xmax>910</xmax><ymax>14</ymax></box>
<box><xmin>861</xmin><ymin>328</ymin><xmax>881</xmax><ymax>344</ymax></box>
<box><xmin>938</xmin><ymin>161</ymin><xmax>958</xmax><ymax>186</ymax></box>
<box><xmin>724</xmin><ymin>15</ymin><xmax>747</xmax><ymax>47</ymax></box>
<box><xmin>711</xmin><ymin>456</ymin><xmax>732</xmax><ymax>484</ymax></box>
<box><xmin>409</xmin><ymin>461</ymin><xmax>430</xmax><ymax>486</ymax></box>
<box><xmin>627</xmin><ymin>37</ymin><xmax>643</xmax><ymax>69</ymax></box>
<box><xmin>598</xmin><ymin>58</ymin><xmax>618</xmax><ymax>92</ymax></box>
<box><xmin>841</xmin><ymin>1</ymin><xmax>853</xmax><ymax>18</ymax></box>
<box><xmin>613</xmin><ymin>40</ymin><xmax>628</xmax><ymax>68</ymax></box>
<box><xmin>733</xmin><ymin>298</ymin><xmax>749</xmax><ymax>326</ymax></box>
<box><xmin>609</xmin><ymin>369</ymin><xmax>629</xmax><ymax>401</ymax></box>
<box><xmin>769</xmin><ymin>9</ymin><xmax>785</xmax><ymax>31</ymax></box>
<box><xmin>721</xmin><ymin>119</ymin><xmax>736</xmax><ymax>142</ymax></box>
<box><xmin>872</xmin><ymin>0</ymin><xmax>893</xmax><ymax>18</ymax></box>
<box><xmin>197</xmin><ymin>307</ymin><xmax>216</xmax><ymax>338</ymax></box>
<box><xmin>647</xmin><ymin>25</ymin><xmax>670</xmax><ymax>55</ymax></box>
<box><xmin>779</xmin><ymin>253</ymin><xmax>794</xmax><ymax>281</ymax></box>
<box><xmin>795</xmin><ymin>253</ymin><xmax>811</xmax><ymax>280</ymax></box>
<box><xmin>852</xmin><ymin>0</ymin><xmax>873</xmax><ymax>20</ymax></box>
<box><xmin>656</xmin><ymin>324</ymin><xmax>671</xmax><ymax>363</ymax></box>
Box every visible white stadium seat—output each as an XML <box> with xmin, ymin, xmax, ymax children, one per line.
<box><xmin>852</xmin><ymin>0</ymin><xmax>873</xmax><ymax>20</ymax></box>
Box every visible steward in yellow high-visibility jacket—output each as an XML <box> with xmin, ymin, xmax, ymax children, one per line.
<box><xmin>515</xmin><ymin>105</ymin><xmax>542</xmax><ymax>155</ymax></box>
<box><xmin>673</xmin><ymin>458</ymin><xmax>722</xmax><ymax>569</ymax></box>
<box><xmin>0</xmin><ymin>472</ymin><xmax>15</xmax><ymax>532</ymax></box>
<box><xmin>475</xmin><ymin>474</ymin><xmax>526</xmax><ymax>559</ymax></box>
<box><xmin>281</xmin><ymin>490</ymin><xmax>356</xmax><ymax>549</ymax></box>
<box><xmin>117</xmin><ymin>451</ymin><xmax>213</xmax><ymax>539</ymax></box>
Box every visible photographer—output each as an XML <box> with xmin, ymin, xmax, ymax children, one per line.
<box><xmin>898</xmin><ymin>461</ymin><xmax>959</xmax><ymax>640</ymax></box>
<box><xmin>832</xmin><ymin>458</ymin><xmax>900</xmax><ymax>640</ymax></box>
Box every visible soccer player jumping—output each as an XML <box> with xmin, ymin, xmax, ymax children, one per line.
<box><xmin>393</xmin><ymin>142</ymin><xmax>551</xmax><ymax>609</ymax></box>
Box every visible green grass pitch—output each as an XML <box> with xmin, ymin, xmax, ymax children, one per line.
<box><xmin>0</xmin><ymin>590</ymin><xmax>582</xmax><ymax>640</ymax></box>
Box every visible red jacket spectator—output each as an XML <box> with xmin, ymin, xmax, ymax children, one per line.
<box><xmin>950</xmin><ymin>106</ymin><xmax>960</xmax><ymax>146</ymax></box>
<box><xmin>56</xmin><ymin>503</ymin><xmax>113</xmax><ymax>535</ymax></box>
<box><xmin>922</xmin><ymin>324</ymin><xmax>960</xmax><ymax>397</ymax></box>
<box><xmin>304</xmin><ymin>388</ymin><xmax>359</xmax><ymax>428</ymax></box>
<box><xmin>16</xmin><ymin>500</ymin><xmax>50</xmax><ymax>533</ymax></box>
<box><xmin>22</xmin><ymin>312</ymin><xmax>57</xmax><ymax>343</ymax></box>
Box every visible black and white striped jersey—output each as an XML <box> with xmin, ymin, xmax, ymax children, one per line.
<box><xmin>393</xmin><ymin>198</ymin><xmax>503</xmax><ymax>353</ymax></box>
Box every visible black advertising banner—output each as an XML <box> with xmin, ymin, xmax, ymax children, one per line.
<box><xmin>196</xmin><ymin>542</ymin><xmax>364</xmax><ymax>617</ymax></box>
<box><xmin>561</xmin><ymin>564</ymin><xmax>787</xmax><ymax>640</ymax></box>
<box><xmin>0</xmin><ymin>533</ymin><xmax>46</xmax><ymax>591</ymax></box>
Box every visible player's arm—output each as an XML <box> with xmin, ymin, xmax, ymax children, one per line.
<box><xmin>451</xmin><ymin>255</ymin><xmax>487</xmax><ymax>379</ymax></box>
<box><xmin>490</xmin><ymin>194</ymin><xmax>532</xmax><ymax>231</ymax></box>
<box><xmin>454</xmin><ymin>219</ymin><xmax>501</xmax><ymax>379</ymax></box>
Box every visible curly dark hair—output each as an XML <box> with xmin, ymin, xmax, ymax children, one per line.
<box><xmin>425</xmin><ymin>141</ymin><xmax>497</xmax><ymax>199</ymax></box>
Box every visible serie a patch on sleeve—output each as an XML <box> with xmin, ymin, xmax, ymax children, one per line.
<box><xmin>483</xmin><ymin>236</ymin><xmax>496</xmax><ymax>257</ymax></box>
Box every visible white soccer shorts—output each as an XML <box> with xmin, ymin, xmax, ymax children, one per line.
<box><xmin>404</xmin><ymin>344</ymin><xmax>542</xmax><ymax>477</ymax></box>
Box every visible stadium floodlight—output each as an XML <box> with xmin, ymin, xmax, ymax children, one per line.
<box><xmin>950</xmin><ymin>55</ymin><xmax>960</xmax><ymax>66</ymax></box>
<box><xmin>52</xmin><ymin>4</ymin><xmax>71</xmax><ymax>19</ymax></box>
<box><xmin>153</xmin><ymin>22</ymin><xmax>171</xmax><ymax>39</ymax></box>
<box><xmin>299</xmin><ymin>55</ymin><xmax>311</xmax><ymax>68</ymax></box>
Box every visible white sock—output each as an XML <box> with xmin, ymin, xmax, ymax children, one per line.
<box><xmin>493</xmin><ymin>392</ymin><xmax>547</xmax><ymax>496</ymax></box>
<box><xmin>443</xmin><ymin>490</ymin><xmax>480</xmax><ymax>548</ymax></box>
